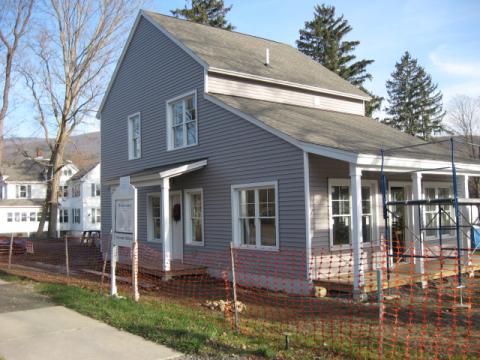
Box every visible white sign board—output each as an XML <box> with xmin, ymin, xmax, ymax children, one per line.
<box><xmin>110</xmin><ymin>176</ymin><xmax>139</xmax><ymax>300</ymax></box>
<box><xmin>112</xmin><ymin>177</ymin><xmax>137</xmax><ymax>248</ymax></box>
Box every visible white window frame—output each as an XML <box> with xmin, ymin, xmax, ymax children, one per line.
<box><xmin>128</xmin><ymin>112</ymin><xmax>141</xmax><ymax>160</ymax></box>
<box><xmin>146</xmin><ymin>192</ymin><xmax>162</xmax><ymax>243</ymax></box>
<box><xmin>72</xmin><ymin>183</ymin><xmax>81</xmax><ymax>197</ymax></box>
<box><xmin>91</xmin><ymin>208</ymin><xmax>101</xmax><ymax>224</ymax></box>
<box><xmin>16</xmin><ymin>184</ymin><xmax>31</xmax><ymax>199</ymax></box>
<box><xmin>328</xmin><ymin>178</ymin><xmax>378</xmax><ymax>250</ymax></box>
<box><xmin>422</xmin><ymin>182</ymin><xmax>455</xmax><ymax>240</ymax></box>
<box><xmin>29</xmin><ymin>212</ymin><xmax>36</xmax><ymax>222</ymax></box>
<box><xmin>72</xmin><ymin>208</ymin><xmax>81</xmax><ymax>224</ymax></box>
<box><xmin>166</xmin><ymin>90</ymin><xmax>198</xmax><ymax>151</ymax></box>
<box><xmin>231</xmin><ymin>181</ymin><xmax>279</xmax><ymax>251</ymax></box>
<box><xmin>7</xmin><ymin>212</ymin><xmax>12</xmax><ymax>222</ymax></box>
<box><xmin>184</xmin><ymin>188</ymin><xmax>204</xmax><ymax>246</ymax></box>
<box><xmin>91</xmin><ymin>183</ymin><xmax>101</xmax><ymax>197</ymax></box>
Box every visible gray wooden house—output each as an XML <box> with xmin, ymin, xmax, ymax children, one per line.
<box><xmin>98</xmin><ymin>11</ymin><xmax>480</xmax><ymax>295</ymax></box>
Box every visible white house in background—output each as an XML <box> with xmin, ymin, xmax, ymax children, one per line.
<box><xmin>59</xmin><ymin>162</ymin><xmax>101</xmax><ymax>236</ymax></box>
<box><xmin>0</xmin><ymin>158</ymin><xmax>100</xmax><ymax>237</ymax></box>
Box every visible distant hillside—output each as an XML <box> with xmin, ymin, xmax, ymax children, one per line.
<box><xmin>4</xmin><ymin>132</ymin><xmax>100</xmax><ymax>167</ymax></box>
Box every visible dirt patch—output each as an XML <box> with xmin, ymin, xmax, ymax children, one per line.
<box><xmin>0</xmin><ymin>281</ymin><xmax>53</xmax><ymax>313</ymax></box>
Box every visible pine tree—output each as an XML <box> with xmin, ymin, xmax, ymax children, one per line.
<box><xmin>384</xmin><ymin>51</ymin><xmax>445</xmax><ymax>139</ymax></box>
<box><xmin>296</xmin><ymin>4</ymin><xmax>381</xmax><ymax>116</ymax></box>
<box><xmin>171</xmin><ymin>0</ymin><xmax>235</xmax><ymax>30</ymax></box>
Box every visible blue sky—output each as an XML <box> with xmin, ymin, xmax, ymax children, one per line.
<box><xmin>7</xmin><ymin>0</ymin><xmax>480</xmax><ymax>137</ymax></box>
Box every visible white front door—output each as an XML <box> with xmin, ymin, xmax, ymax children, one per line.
<box><xmin>170</xmin><ymin>191</ymin><xmax>183</xmax><ymax>261</ymax></box>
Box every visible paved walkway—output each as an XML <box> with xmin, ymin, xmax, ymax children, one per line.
<box><xmin>0</xmin><ymin>280</ymin><xmax>182</xmax><ymax>360</ymax></box>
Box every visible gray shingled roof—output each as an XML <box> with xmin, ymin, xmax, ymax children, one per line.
<box><xmin>211</xmin><ymin>94</ymin><xmax>475</xmax><ymax>163</ymax></box>
<box><xmin>144</xmin><ymin>11</ymin><xmax>368</xmax><ymax>99</ymax></box>
<box><xmin>0</xmin><ymin>159</ymin><xmax>48</xmax><ymax>181</ymax></box>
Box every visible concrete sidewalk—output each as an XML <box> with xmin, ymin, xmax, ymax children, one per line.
<box><xmin>0</xmin><ymin>281</ymin><xmax>182</xmax><ymax>360</ymax></box>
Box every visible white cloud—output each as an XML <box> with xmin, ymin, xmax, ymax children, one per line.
<box><xmin>430</xmin><ymin>52</ymin><xmax>480</xmax><ymax>78</ymax></box>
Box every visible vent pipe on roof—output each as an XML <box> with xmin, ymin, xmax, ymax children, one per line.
<box><xmin>265</xmin><ymin>48</ymin><xmax>270</xmax><ymax>66</ymax></box>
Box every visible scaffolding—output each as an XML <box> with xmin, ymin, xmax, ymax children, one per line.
<box><xmin>380</xmin><ymin>138</ymin><xmax>480</xmax><ymax>290</ymax></box>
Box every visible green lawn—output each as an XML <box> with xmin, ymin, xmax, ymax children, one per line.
<box><xmin>39</xmin><ymin>283</ymin><xmax>305</xmax><ymax>359</ymax></box>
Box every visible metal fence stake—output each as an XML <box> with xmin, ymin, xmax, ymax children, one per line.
<box><xmin>8</xmin><ymin>233</ymin><xmax>13</xmax><ymax>270</ymax></box>
<box><xmin>65</xmin><ymin>234</ymin><xmax>70</xmax><ymax>278</ymax></box>
<box><xmin>230</xmin><ymin>242</ymin><xmax>239</xmax><ymax>332</ymax></box>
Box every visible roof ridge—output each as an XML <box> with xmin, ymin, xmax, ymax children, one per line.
<box><xmin>142</xmin><ymin>10</ymin><xmax>290</xmax><ymax>46</ymax></box>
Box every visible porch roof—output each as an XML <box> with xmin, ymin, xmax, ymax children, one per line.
<box><xmin>104</xmin><ymin>159</ymin><xmax>208</xmax><ymax>187</ymax></box>
<box><xmin>210</xmin><ymin>94</ymin><xmax>477</xmax><ymax>166</ymax></box>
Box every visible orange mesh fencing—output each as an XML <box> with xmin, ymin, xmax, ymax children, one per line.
<box><xmin>1</xmin><ymin>235</ymin><xmax>479</xmax><ymax>359</ymax></box>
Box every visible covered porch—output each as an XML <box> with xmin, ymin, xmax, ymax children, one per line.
<box><xmin>108</xmin><ymin>159</ymin><xmax>208</xmax><ymax>279</ymax></box>
<box><xmin>306</xmin><ymin>143</ymin><xmax>480</xmax><ymax>297</ymax></box>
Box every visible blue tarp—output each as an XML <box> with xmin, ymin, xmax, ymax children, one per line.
<box><xmin>472</xmin><ymin>226</ymin><xmax>480</xmax><ymax>249</ymax></box>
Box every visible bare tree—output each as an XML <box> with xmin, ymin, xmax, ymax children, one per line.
<box><xmin>447</xmin><ymin>95</ymin><xmax>480</xmax><ymax>198</ymax></box>
<box><xmin>24</xmin><ymin>0</ymin><xmax>140</xmax><ymax>238</ymax></box>
<box><xmin>0</xmin><ymin>0</ymin><xmax>34</xmax><ymax>162</ymax></box>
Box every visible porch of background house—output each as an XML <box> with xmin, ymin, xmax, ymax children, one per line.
<box><xmin>307</xmin><ymin>152</ymin><xmax>480</xmax><ymax>295</ymax></box>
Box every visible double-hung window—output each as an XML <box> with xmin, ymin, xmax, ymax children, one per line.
<box><xmin>72</xmin><ymin>184</ymin><xmax>81</xmax><ymax>197</ymax></box>
<box><xmin>91</xmin><ymin>183</ymin><xmax>101</xmax><ymax>197</ymax></box>
<box><xmin>232</xmin><ymin>182</ymin><xmax>278</xmax><ymax>250</ymax></box>
<box><xmin>167</xmin><ymin>91</ymin><xmax>197</xmax><ymax>150</ymax></box>
<box><xmin>30</xmin><ymin>212</ymin><xmax>36</xmax><ymax>222</ymax></box>
<box><xmin>128</xmin><ymin>113</ymin><xmax>141</xmax><ymax>160</ymax></box>
<box><xmin>72</xmin><ymin>209</ymin><xmax>81</xmax><ymax>224</ymax></box>
<box><xmin>329</xmin><ymin>179</ymin><xmax>376</xmax><ymax>247</ymax></box>
<box><xmin>59</xmin><ymin>209</ymin><xmax>69</xmax><ymax>223</ymax></box>
<box><xmin>91</xmin><ymin>208</ymin><xmax>101</xmax><ymax>224</ymax></box>
<box><xmin>423</xmin><ymin>184</ymin><xmax>454</xmax><ymax>239</ymax></box>
<box><xmin>147</xmin><ymin>194</ymin><xmax>161</xmax><ymax>242</ymax></box>
<box><xmin>16</xmin><ymin>184</ymin><xmax>31</xmax><ymax>199</ymax></box>
<box><xmin>185</xmin><ymin>189</ymin><xmax>204</xmax><ymax>245</ymax></box>
<box><xmin>7</xmin><ymin>213</ymin><xmax>12</xmax><ymax>222</ymax></box>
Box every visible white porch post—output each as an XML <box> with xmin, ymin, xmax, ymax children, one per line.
<box><xmin>411</xmin><ymin>172</ymin><xmax>426</xmax><ymax>285</ymax></box>
<box><xmin>458</xmin><ymin>175</ymin><xmax>471</xmax><ymax>265</ymax></box>
<box><xmin>349</xmin><ymin>164</ymin><xmax>365</xmax><ymax>297</ymax></box>
<box><xmin>161</xmin><ymin>177</ymin><xmax>172</xmax><ymax>272</ymax></box>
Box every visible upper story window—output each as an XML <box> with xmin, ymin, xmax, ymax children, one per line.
<box><xmin>91</xmin><ymin>208</ymin><xmax>101</xmax><ymax>224</ymax></box>
<box><xmin>59</xmin><ymin>185</ymin><xmax>69</xmax><ymax>198</ymax></box>
<box><xmin>128</xmin><ymin>113</ymin><xmax>141</xmax><ymax>160</ymax></box>
<box><xmin>63</xmin><ymin>168</ymin><xmax>73</xmax><ymax>177</ymax></box>
<box><xmin>59</xmin><ymin>209</ymin><xmax>69</xmax><ymax>223</ymax></box>
<box><xmin>72</xmin><ymin>184</ymin><xmax>81</xmax><ymax>197</ymax></box>
<box><xmin>16</xmin><ymin>184</ymin><xmax>31</xmax><ymax>199</ymax></box>
<box><xmin>231</xmin><ymin>182</ymin><xmax>278</xmax><ymax>250</ymax></box>
<box><xmin>328</xmin><ymin>179</ymin><xmax>377</xmax><ymax>247</ymax></box>
<box><xmin>167</xmin><ymin>91</ymin><xmax>198</xmax><ymax>150</ymax></box>
<box><xmin>91</xmin><ymin>183</ymin><xmax>101</xmax><ymax>197</ymax></box>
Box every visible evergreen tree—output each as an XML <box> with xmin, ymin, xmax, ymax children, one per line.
<box><xmin>384</xmin><ymin>51</ymin><xmax>445</xmax><ymax>139</ymax></box>
<box><xmin>171</xmin><ymin>0</ymin><xmax>234</xmax><ymax>30</ymax></box>
<box><xmin>296</xmin><ymin>4</ymin><xmax>381</xmax><ymax>116</ymax></box>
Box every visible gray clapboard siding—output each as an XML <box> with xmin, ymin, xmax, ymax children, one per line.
<box><xmin>101</xmin><ymin>18</ymin><xmax>307</xmax><ymax>278</ymax></box>
<box><xmin>208</xmin><ymin>73</ymin><xmax>365</xmax><ymax>115</ymax></box>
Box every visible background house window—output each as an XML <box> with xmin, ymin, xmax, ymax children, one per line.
<box><xmin>59</xmin><ymin>185</ymin><xmax>68</xmax><ymax>197</ymax></box>
<box><xmin>91</xmin><ymin>208</ymin><xmax>101</xmax><ymax>224</ymax></box>
<box><xmin>72</xmin><ymin>184</ymin><xmax>81</xmax><ymax>197</ymax></box>
<box><xmin>168</xmin><ymin>92</ymin><xmax>197</xmax><ymax>150</ymax></box>
<box><xmin>7</xmin><ymin>213</ymin><xmax>12</xmax><ymax>222</ymax></box>
<box><xmin>14</xmin><ymin>212</ymin><xmax>20</xmax><ymax>222</ymax></box>
<box><xmin>21</xmin><ymin>212</ymin><xmax>27</xmax><ymax>222</ymax></box>
<box><xmin>72</xmin><ymin>208</ymin><xmax>81</xmax><ymax>224</ymax></box>
<box><xmin>424</xmin><ymin>185</ymin><xmax>453</xmax><ymax>238</ymax></box>
<box><xmin>30</xmin><ymin>212</ymin><xmax>36</xmax><ymax>222</ymax></box>
<box><xmin>329</xmin><ymin>180</ymin><xmax>376</xmax><ymax>247</ymax></box>
<box><xmin>232</xmin><ymin>183</ymin><xmax>278</xmax><ymax>249</ymax></box>
<box><xmin>128</xmin><ymin>113</ymin><xmax>141</xmax><ymax>159</ymax></box>
<box><xmin>37</xmin><ymin>212</ymin><xmax>42</xmax><ymax>222</ymax></box>
<box><xmin>147</xmin><ymin>194</ymin><xmax>161</xmax><ymax>242</ymax></box>
<box><xmin>16</xmin><ymin>184</ymin><xmax>31</xmax><ymax>199</ymax></box>
<box><xmin>59</xmin><ymin>209</ymin><xmax>69</xmax><ymax>223</ymax></box>
<box><xmin>91</xmin><ymin>183</ymin><xmax>101</xmax><ymax>197</ymax></box>
<box><xmin>185</xmin><ymin>189</ymin><xmax>203</xmax><ymax>245</ymax></box>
